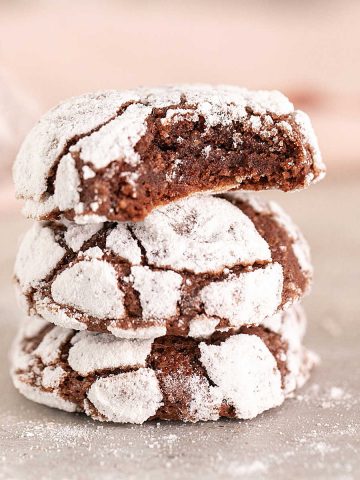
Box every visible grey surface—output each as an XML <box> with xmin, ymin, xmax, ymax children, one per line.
<box><xmin>0</xmin><ymin>174</ymin><xmax>359</xmax><ymax>480</ymax></box>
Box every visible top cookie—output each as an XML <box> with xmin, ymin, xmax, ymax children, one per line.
<box><xmin>13</xmin><ymin>85</ymin><xmax>325</xmax><ymax>223</ymax></box>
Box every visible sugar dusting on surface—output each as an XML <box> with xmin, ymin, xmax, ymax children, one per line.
<box><xmin>1</xmin><ymin>379</ymin><xmax>358</xmax><ymax>480</ymax></box>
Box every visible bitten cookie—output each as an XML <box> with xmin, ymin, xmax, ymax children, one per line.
<box><xmin>13</xmin><ymin>85</ymin><xmax>325</xmax><ymax>223</ymax></box>
<box><xmin>15</xmin><ymin>194</ymin><xmax>312</xmax><ymax>339</ymax></box>
<box><xmin>11</xmin><ymin>305</ymin><xmax>315</xmax><ymax>424</ymax></box>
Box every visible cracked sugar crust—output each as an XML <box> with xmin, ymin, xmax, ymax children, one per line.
<box><xmin>10</xmin><ymin>306</ymin><xmax>316</xmax><ymax>424</ymax></box>
<box><xmin>13</xmin><ymin>85</ymin><xmax>325</xmax><ymax>223</ymax></box>
<box><xmin>14</xmin><ymin>194</ymin><xmax>312</xmax><ymax>338</ymax></box>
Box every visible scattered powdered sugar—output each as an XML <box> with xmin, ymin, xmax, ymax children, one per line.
<box><xmin>106</xmin><ymin>224</ymin><xmax>142</xmax><ymax>264</ymax></box>
<box><xmin>33</xmin><ymin>326</ymin><xmax>73</xmax><ymax>364</ymax></box>
<box><xmin>165</xmin><ymin>157</ymin><xmax>183</xmax><ymax>182</ymax></box>
<box><xmin>14</xmin><ymin>223</ymin><xmax>66</xmax><ymax>291</ymax></box>
<box><xmin>64</xmin><ymin>222</ymin><xmax>102</xmax><ymax>251</ymax></box>
<box><xmin>200</xmin><ymin>263</ymin><xmax>283</xmax><ymax>326</ymax></box>
<box><xmin>223</xmin><ymin>460</ymin><xmax>268</xmax><ymax>477</ymax></box>
<box><xmin>199</xmin><ymin>334</ymin><xmax>284</xmax><ymax>419</ymax></box>
<box><xmin>86</xmin><ymin>368</ymin><xmax>163</xmax><ymax>424</ymax></box>
<box><xmin>68</xmin><ymin>332</ymin><xmax>153</xmax><ymax>375</ymax></box>
<box><xmin>296</xmin><ymin>383</ymin><xmax>355</xmax><ymax>410</ymax></box>
<box><xmin>51</xmin><ymin>259</ymin><xmax>125</xmax><ymax>319</ymax></box>
<box><xmin>72</xmin><ymin>103</ymin><xmax>153</xmax><ymax>168</ymax></box>
<box><xmin>131</xmin><ymin>266</ymin><xmax>182</xmax><ymax>320</ymax></box>
<box><xmin>132</xmin><ymin>195</ymin><xmax>271</xmax><ymax>274</ymax></box>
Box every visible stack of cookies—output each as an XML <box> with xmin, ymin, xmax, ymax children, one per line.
<box><xmin>11</xmin><ymin>85</ymin><xmax>325</xmax><ymax>423</ymax></box>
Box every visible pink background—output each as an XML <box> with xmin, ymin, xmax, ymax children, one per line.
<box><xmin>0</xmin><ymin>0</ymin><xmax>359</xmax><ymax>213</ymax></box>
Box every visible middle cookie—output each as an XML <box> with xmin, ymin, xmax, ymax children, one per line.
<box><xmin>15</xmin><ymin>193</ymin><xmax>312</xmax><ymax>339</ymax></box>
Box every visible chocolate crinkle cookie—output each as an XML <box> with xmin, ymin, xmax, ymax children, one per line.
<box><xmin>11</xmin><ymin>83</ymin><xmax>324</xmax><ymax>424</ymax></box>
<box><xmin>14</xmin><ymin>194</ymin><xmax>312</xmax><ymax>339</ymax></box>
<box><xmin>13</xmin><ymin>85</ymin><xmax>325</xmax><ymax>223</ymax></box>
<box><xmin>11</xmin><ymin>305</ymin><xmax>317</xmax><ymax>424</ymax></box>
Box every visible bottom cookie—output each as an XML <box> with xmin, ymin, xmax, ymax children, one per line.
<box><xmin>11</xmin><ymin>306</ymin><xmax>316</xmax><ymax>424</ymax></box>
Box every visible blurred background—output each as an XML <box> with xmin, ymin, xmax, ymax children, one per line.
<box><xmin>0</xmin><ymin>0</ymin><xmax>359</xmax><ymax>212</ymax></box>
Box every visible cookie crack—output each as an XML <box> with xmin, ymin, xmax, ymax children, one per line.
<box><xmin>125</xmin><ymin>224</ymin><xmax>149</xmax><ymax>265</ymax></box>
<box><xmin>45</xmin><ymin>99</ymin><xmax>144</xmax><ymax>196</ymax></box>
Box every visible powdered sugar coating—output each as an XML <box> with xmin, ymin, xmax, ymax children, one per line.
<box><xmin>161</xmin><ymin>108</ymin><xmax>199</xmax><ymax>125</ymax></box>
<box><xmin>187</xmin><ymin>377</ymin><xmax>222</xmax><ymax>421</ymax></box>
<box><xmin>268</xmin><ymin>201</ymin><xmax>312</xmax><ymax>277</ymax></box>
<box><xmin>199</xmin><ymin>334</ymin><xmax>284</xmax><ymax>419</ymax></box>
<box><xmin>82</xmin><ymin>165</ymin><xmax>96</xmax><ymax>179</ymax></box>
<box><xmin>54</xmin><ymin>154</ymin><xmax>80</xmax><ymax>211</ymax></box>
<box><xmin>106</xmin><ymin>224</ymin><xmax>142</xmax><ymax>264</ymax></box>
<box><xmin>11</xmin><ymin>307</ymin><xmax>314</xmax><ymax>423</ymax></box>
<box><xmin>72</xmin><ymin>103</ymin><xmax>152</xmax><ymax>168</ymax></box>
<box><xmin>12</xmin><ymin>377</ymin><xmax>78</xmax><ymax>413</ymax></box>
<box><xmin>200</xmin><ymin>263</ymin><xmax>283</xmax><ymax>326</ymax></box>
<box><xmin>34</xmin><ymin>297</ymin><xmax>88</xmax><ymax>331</ymax></box>
<box><xmin>87</xmin><ymin>369</ymin><xmax>163</xmax><ymax>424</ymax></box>
<box><xmin>188</xmin><ymin>316</ymin><xmax>220</xmax><ymax>339</ymax></box>
<box><xmin>295</xmin><ymin>110</ymin><xmax>326</xmax><ymax>181</ymax></box>
<box><xmin>13</xmin><ymin>90</ymin><xmax>139</xmax><ymax>200</ymax></box>
<box><xmin>68</xmin><ymin>332</ymin><xmax>152</xmax><ymax>375</ymax></box>
<box><xmin>107</xmin><ymin>324</ymin><xmax>167</xmax><ymax>339</ymax></box>
<box><xmin>226</xmin><ymin>193</ymin><xmax>313</xmax><ymax>279</ymax></box>
<box><xmin>81</xmin><ymin>246</ymin><xmax>104</xmax><ymax>259</ymax></box>
<box><xmin>51</xmin><ymin>259</ymin><xmax>124</xmax><ymax>319</ymax></box>
<box><xmin>21</xmin><ymin>315</ymin><xmax>48</xmax><ymax>338</ymax></box>
<box><xmin>131</xmin><ymin>266</ymin><xmax>182</xmax><ymax>320</ymax></box>
<box><xmin>64</xmin><ymin>222</ymin><xmax>102</xmax><ymax>251</ymax></box>
<box><xmin>34</xmin><ymin>326</ymin><xmax>73</xmax><ymax>364</ymax></box>
<box><xmin>132</xmin><ymin>195</ymin><xmax>271</xmax><ymax>273</ymax></box>
<box><xmin>42</xmin><ymin>366</ymin><xmax>66</xmax><ymax>388</ymax></box>
<box><xmin>15</xmin><ymin>193</ymin><xmax>310</xmax><ymax>338</ymax></box>
<box><xmin>73</xmin><ymin>213</ymin><xmax>108</xmax><ymax>224</ymax></box>
<box><xmin>262</xmin><ymin>304</ymin><xmax>310</xmax><ymax>393</ymax></box>
<box><xmin>14</xmin><ymin>85</ymin><xmax>324</xmax><ymax>223</ymax></box>
<box><xmin>161</xmin><ymin>373</ymin><xmax>222</xmax><ymax>422</ymax></box>
<box><xmin>14</xmin><ymin>223</ymin><xmax>66</xmax><ymax>291</ymax></box>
